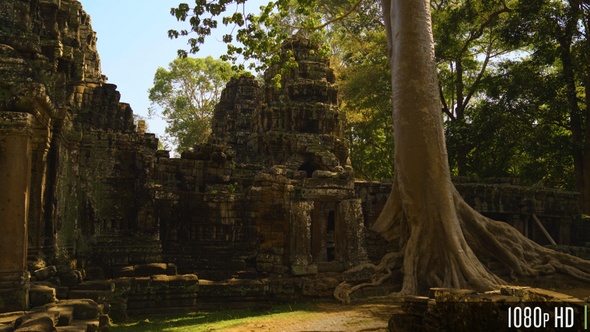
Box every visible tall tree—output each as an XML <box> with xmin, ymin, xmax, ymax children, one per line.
<box><xmin>171</xmin><ymin>0</ymin><xmax>590</xmax><ymax>299</ymax></box>
<box><xmin>467</xmin><ymin>58</ymin><xmax>575</xmax><ymax>188</ymax></box>
<box><xmin>503</xmin><ymin>0</ymin><xmax>590</xmax><ymax>212</ymax></box>
<box><xmin>148</xmin><ymin>56</ymin><xmax>234</xmax><ymax>153</ymax></box>
<box><xmin>433</xmin><ymin>0</ymin><xmax>513</xmax><ymax>176</ymax></box>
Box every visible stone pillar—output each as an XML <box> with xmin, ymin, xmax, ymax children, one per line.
<box><xmin>337</xmin><ymin>199</ymin><xmax>369</xmax><ymax>268</ymax></box>
<box><xmin>0</xmin><ymin>112</ymin><xmax>34</xmax><ymax>312</ymax></box>
<box><xmin>289</xmin><ymin>201</ymin><xmax>317</xmax><ymax>275</ymax></box>
<box><xmin>511</xmin><ymin>214</ymin><xmax>526</xmax><ymax>236</ymax></box>
<box><xmin>28</xmin><ymin>126</ymin><xmax>53</xmax><ymax>258</ymax></box>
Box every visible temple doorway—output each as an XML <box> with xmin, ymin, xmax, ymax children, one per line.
<box><xmin>311</xmin><ymin>202</ymin><xmax>340</xmax><ymax>263</ymax></box>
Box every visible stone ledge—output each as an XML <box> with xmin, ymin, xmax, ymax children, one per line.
<box><xmin>389</xmin><ymin>287</ymin><xmax>587</xmax><ymax>332</ymax></box>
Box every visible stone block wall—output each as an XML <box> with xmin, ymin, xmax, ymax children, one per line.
<box><xmin>113</xmin><ymin>273</ymin><xmax>199</xmax><ymax>317</ymax></box>
<box><xmin>50</xmin><ymin>128</ymin><xmax>160</xmax><ymax>273</ymax></box>
<box><xmin>354</xmin><ymin>181</ymin><xmax>395</xmax><ymax>262</ymax></box>
<box><xmin>389</xmin><ymin>286</ymin><xmax>585</xmax><ymax>331</ymax></box>
<box><xmin>356</xmin><ymin>179</ymin><xmax>581</xmax><ymax>263</ymax></box>
<box><xmin>263</xmin><ymin>36</ymin><xmax>340</xmax><ymax>136</ymax></box>
<box><xmin>152</xmin><ymin>146</ymin><xmax>260</xmax><ymax>279</ymax></box>
<box><xmin>211</xmin><ymin>75</ymin><xmax>262</xmax><ymax>162</ymax></box>
<box><xmin>571</xmin><ymin>216</ymin><xmax>590</xmax><ymax>246</ymax></box>
<box><xmin>252</xmin><ymin>171</ymin><xmax>294</xmax><ymax>275</ymax></box>
<box><xmin>455</xmin><ymin>179</ymin><xmax>579</xmax><ymax>245</ymax></box>
<box><xmin>158</xmin><ymin>192</ymin><xmax>259</xmax><ymax>280</ymax></box>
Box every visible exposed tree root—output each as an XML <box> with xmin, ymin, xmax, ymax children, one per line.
<box><xmin>334</xmin><ymin>182</ymin><xmax>590</xmax><ymax>303</ymax></box>
<box><xmin>334</xmin><ymin>251</ymin><xmax>402</xmax><ymax>304</ymax></box>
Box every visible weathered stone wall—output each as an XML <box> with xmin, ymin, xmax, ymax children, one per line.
<box><xmin>261</xmin><ymin>36</ymin><xmax>341</xmax><ymax>137</ymax></box>
<box><xmin>571</xmin><ymin>216</ymin><xmax>590</xmax><ymax>246</ymax></box>
<box><xmin>75</xmin><ymin>131</ymin><xmax>160</xmax><ymax>271</ymax></box>
<box><xmin>0</xmin><ymin>112</ymin><xmax>35</xmax><ymax>311</ymax></box>
<box><xmin>212</xmin><ymin>37</ymin><xmax>348</xmax><ymax>171</ymax></box>
<box><xmin>0</xmin><ymin>0</ymin><xmax>91</xmax><ymax>310</ymax></box>
<box><xmin>356</xmin><ymin>179</ymin><xmax>580</xmax><ymax>263</ymax></box>
<box><xmin>354</xmin><ymin>181</ymin><xmax>396</xmax><ymax>262</ymax></box>
<box><xmin>151</xmin><ymin>146</ymin><xmax>259</xmax><ymax>279</ymax></box>
<box><xmin>389</xmin><ymin>286</ymin><xmax>585</xmax><ymax>331</ymax></box>
<box><xmin>211</xmin><ymin>75</ymin><xmax>262</xmax><ymax>163</ymax></box>
<box><xmin>0</xmin><ymin>0</ymin><xmax>162</xmax><ymax>311</ymax></box>
<box><xmin>252</xmin><ymin>169</ymin><xmax>295</xmax><ymax>276</ymax></box>
<box><xmin>456</xmin><ymin>180</ymin><xmax>578</xmax><ymax>245</ymax></box>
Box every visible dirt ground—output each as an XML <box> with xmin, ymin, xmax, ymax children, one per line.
<box><xmin>216</xmin><ymin>298</ymin><xmax>403</xmax><ymax>332</ymax></box>
<box><xmin>212</xmin><ymin>275</ymin><xmax>590</xmax><ymax>332</ymax></box>
<box><xmin>512</xmin><ymin>273</ymin><xmax>590</xmax><ymax>299</ymax></box>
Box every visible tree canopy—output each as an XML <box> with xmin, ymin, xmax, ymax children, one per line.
<box><xmin>148</xmin><ymin>56</ymin><xmax>235</xmax><ymax>153</ymax></box>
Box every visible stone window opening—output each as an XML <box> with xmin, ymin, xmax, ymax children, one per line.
<box><xmin>311</xmin><ymin>204</ymin><xmax>339</xmax><ymax>264</ymax></box>
<box><xmin>298</xmin><ymin>158</ymin><xmax>322</xmax><ymax>178</ymax></box>
<box><xmin>302</xmin><ymin>120</ymin><xmax>319</xmax><ymax>134</ymax></box>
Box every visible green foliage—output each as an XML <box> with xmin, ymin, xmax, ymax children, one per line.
<box><xmin>228</xmin><ymin>182</ymin><xmax>238</xmax><ymax>195</ymax></box>
<box><xmin>148</xmin><ymin>56</ymin><xmax>236</xmax><ymax>153</ymax></box>
<box><xmin>478</xmin><ymin>0</ymin><xmax>590</xmax><ymax>189</ymax></box>
<box><xmin>463</xmin><ymin>59</ymin><xmax>575</xmax><ymax>188</ymax></box>
<box><xmin>432</xmin><ymin>0</ymin><xmax>515</xmax><ymax>176</ymax></box>
<box><xmin>169</xmin><ymin>0</ymin><xmax>333</xmax><ymax>72</ymax></box>
<box><xmin>335</xmin><ymin>28</ymin><xmax>394</xmax><ymax>180</ymax></box>
<box><xmin>433</xmin><ymin>0</ymin><xmax>587</xmax><ymax>191</ymax></box>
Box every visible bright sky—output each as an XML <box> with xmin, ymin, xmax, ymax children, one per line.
<box><xmin>81</xmin><ymin>1</ymin><xmax>262</xmax><ymax>140</ymax></box>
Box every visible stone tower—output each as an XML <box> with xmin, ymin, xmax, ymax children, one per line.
<box><xmin>212</xmin><ymin>34</ymin><xmax>350</xmax><ymax>176</ymax></box>
<box><xmin>202</xmin><ymin>34</ymin><xmax>367</xmax><ymax>277</ymax></box>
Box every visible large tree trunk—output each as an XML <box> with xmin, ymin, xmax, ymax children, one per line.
<box><xmin>559</xmin><ymin>30</ymin><xmax>586</xmax><ymax>213</ymax></box>
<box><xmin>335</xmin><ymin>0</ymin><xmax>590</xmax><ymax>302</ymax></box>
<box><xmin>561</xmin><ymin>1</ymin><xmax>588</xmax><ymax>213</ymax></box>
<box><xmin>379</xmin><ymin>0</ymin><xmax>501</xmax><ymax>294</ymax></box>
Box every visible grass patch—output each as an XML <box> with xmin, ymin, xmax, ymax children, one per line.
<box><xmin>110</xmin><ymin>301</ymin><xmax>316</xmax><ymax>332</ymax></box>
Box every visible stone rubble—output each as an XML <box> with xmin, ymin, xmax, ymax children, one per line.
<box><xmin>388</xmin><ymin>286</ymin><xmax>586</xmax><ymax>332</ymax></box>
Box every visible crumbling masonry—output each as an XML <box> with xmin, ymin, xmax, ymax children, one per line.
<box><xmin>0</xmin><ymin>0</ymin><xmax>582</xmax><ymax>317</ymax></box>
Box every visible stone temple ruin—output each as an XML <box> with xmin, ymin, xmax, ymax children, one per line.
<box><xmin>0</xmin><ymin>0</ymin><xmax>586</xmax><ymax>329</ymax></box>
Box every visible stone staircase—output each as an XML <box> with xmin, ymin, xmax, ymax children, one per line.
<box><xmin>0</xmin><ymin>259</ymin><xmax>203</xmax><ymax>328</ymax></box>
